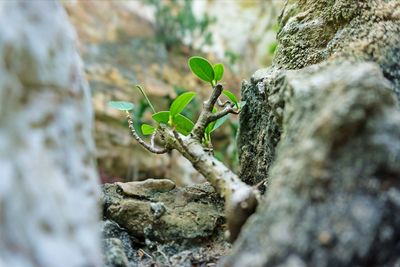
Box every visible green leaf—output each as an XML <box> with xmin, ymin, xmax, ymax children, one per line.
<box><xmin>141</xmin><ymin>124</ymin><xmax>155</xmax><ymax>135</ymax></box>
<box><xmin>173</xmin><ymin>114</ymin><xmax>194</xmax><ymax>136</ymax></box>
<box><xmin>222</xmin><ymin>90</ymin><xmax>239</xmax><ymax>108</ymax></box>
<box><xmin>210</xmin><ymin>114</ymin><xmax>230</xmax><ymax>133</ymax></box>
<box><xmin>213</xmin><ymin>63</ymin><xmax>224</xmax><ymax>82</ymax></box>
<box><xmin>152</xmin><ymin>111</ymin><xmax>170</xmax><ymax>124</ymax></box>
<box><xmin>170</xmin><ymin>92</ymin><xmax>196</xmax><ymax>117</ymax></box>
<box><xmin>188</xmin><ymin>56</ymin><xmax>215</xmax><ymax>83</ymax></box>
<box><xmin>108</xmin><ymin>101</ymin><xmax>134</xmax><ymax>111</ymax></box>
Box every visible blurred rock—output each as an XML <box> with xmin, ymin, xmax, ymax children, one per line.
<box><xmin>0</xmin><ymin>1</ymin><xmax>100</xmax><ymax>266</ymax></box>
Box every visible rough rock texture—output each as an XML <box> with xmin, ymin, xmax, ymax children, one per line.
<box><xmin>101</xmin><ymin>220</ymin><xmax>148</xmax><ymax>267</ymax></box>
<box><xmin>102</xmin><ymin>180</ymin><xmax>230</xmax><ymax>266</ymax></box>
<box><xmin>103</xmin><ymin>180</ymin><xmax>224</xmax><ymax>242</ymax></box>
<box><xmin>229</xmin><ymin>0</ymin><xmax>400</xmax><ymax>266</ymax></box>
<box><xmin>226</xmin><ymin>61</ymin><xmax>400</xmax><ymax>267</ymax></box>
<box><xmin>0</xmin><ymin>1</ymin><xmax>101</xmax><ymax>267</ymax></box>
<box><xmin>239</xmin><ymin>0</ymin><xmax>400</xmax><ymax>185</ymax></box>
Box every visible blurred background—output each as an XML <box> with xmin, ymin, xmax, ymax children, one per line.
<box><xmin>63</xmin><ymin>0</ymin><xmax>284</xmax><ymax>185</ymax></box>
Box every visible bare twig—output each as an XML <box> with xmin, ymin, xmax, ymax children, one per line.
<box><xmin>126</xmin><ymin>112</ymin><xmax>168</xmax><ymax>154</ymax></box>
<box><xmin>217</xmin><ymin>98</ymin><xmax>231</xmax><ymax>107</ymax></box>
<box><xmin>208</xmin><ymin>105</ymin><xmax>239</xmax><ymax>123</ymax></box>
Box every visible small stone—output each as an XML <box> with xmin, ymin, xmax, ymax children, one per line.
<box><xmin>116</xmin><ymin>178</ymin><xmax>175</xmax><ymax>197</ymax></box>
<box><xmin>150</xmin><ymin>202</ymin><xmax>166</xmax><ymax>219</ymax></box>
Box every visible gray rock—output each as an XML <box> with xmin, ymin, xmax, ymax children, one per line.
<box><xmin>228</xmin><ymin>1</ymin><xmax>400</xmax><ymax>266</ymax></box>
<box><xmin>103</xmin><ymin>238</ymin><xmax>129</xmax><ymax>267</ymax></box>
<box><xmin>102</xmin><ymin>181</ymin><xmax>225</xmax><ymax>242</ymax></box>
<box><xmin>226</xmin><ymin>59</ymin><xmax>400</xmax><ymax>267</ymax></box>
<box><xmin>101</xmin><ymin>182</ymin><xmax>231</xmax><ymax>266</ymax></box>
<box><xmin>102</xmin><ymin>220</ymin><xmax>136</xmax><ymax>264</ymax></box>
<box><xmin>238</xmin><ymin>0</ymin><xmax>400</xmax><ymax>186</ymax></box>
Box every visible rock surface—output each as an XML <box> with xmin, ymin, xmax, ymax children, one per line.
<box><xmin>0</xmin><ymin>1</ymin><xmax>100</xmax><ymax>267</ymax></box>
<box><xmin>239</xmin><ymin>0</ymin><xmax>400</xmax><ymax>185</ymax></box>
<box><xmin>102</xmin><ymin>180</ymin><xmax>230</xmax><ymax>266</ymax></box>
<box><xmin>226</xmin><ymin>61</ymin><xmax>400</xmax><ymax>267</ymax></box>
<box><xmin>103</xmin><ymin>180</ymin><xmax>224</xmax><ymax>242</ymax></box>
<box><xmin>229</xmin><ymin>0</ymin><xmax>400</xmax><ymax>266</ymax></box>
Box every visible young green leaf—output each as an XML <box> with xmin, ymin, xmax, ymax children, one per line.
<box><xmin>108</xmin><ymin>101</ymin><xmax>134</xmax><ymax>111</ymax></box>
<box><xmin>173</xmin><ymin>114</ymin><xmax>194</xmax><ymax>136</ymax></box>
<box><xmin>210</xmin><ymin>114</ymin><xmax>230</xmax><ymax>133</ymax></box>
<box><xmin>213</xmin><ymin>63</ymin><xmax>224</xmax><ymax>82</ymax></box>
<box><xmin>222</xmin><ymin>90</ymin><xmax>239</xmax><ymax>108</ymax></box>
<box><xmin>141</xmin><ymin>124</ymin><xmax>155</xmax><ymax>135</ymax></box>
<box><xmin>188</xmin><ymin>56</ymin><xmax>215</xmax><ymax>83</ymax></box>
<box><xmin>170</xmin><ymin>92</ymin><xmax>196</xmax><ymax>117</ymax></box>
<box><xmin>152</xmin><ymin>111</ymin><xmax>170</xmax><ymax>124</ymax></box>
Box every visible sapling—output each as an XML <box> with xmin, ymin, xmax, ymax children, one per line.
<box><xmin>108</xmin><ymin>56</ymin><xmax>258</xmax><ymax>242</ymax></box>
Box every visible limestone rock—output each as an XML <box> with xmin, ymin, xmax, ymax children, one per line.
<box><xmin>239</xmin><ymin>0</ymin><xmax>400</xmax><ymax>185</ymax></box>
<box><xmin>0</xmin><ymin>1</ymin><xmax>100</xmax><ymax>267</ymax></box>
<box><xmin>226</xmin><ymin>61</ymin><xmax>400</xmax><ymax>267</ymax></box>
<box><xmin>230</xmin><ymin>0</ymin><xmax>400</xmax><ymax>266</ymax></box>
<box><xmin>103</xmin><ymin>181</ymin><xmax>224</xmax><ymax>242</ymax></box>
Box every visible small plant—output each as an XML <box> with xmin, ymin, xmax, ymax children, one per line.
<box><xmin>108</xmin><ymin>56</ymin><xmax>257</xmax><ymax>242</ymax></box>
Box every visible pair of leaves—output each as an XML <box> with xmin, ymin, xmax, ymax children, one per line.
<box><xmin>151</xmin><ymin>111</ymin><xmax>194</xmax><ymax>136</ymax></box>
<box><xmin>188</xmin><ymin>56</ymin><xmax>224</xmax><ymax>85</ymax></box>
<box><xmin>147</xmin><ymin>92</ymin><xmax>196</xmax><ymax>136</ymax></box>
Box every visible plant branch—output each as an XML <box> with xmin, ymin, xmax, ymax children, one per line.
<box><xmin>217</xmin><ymin>98</ymin><xmax>231</xmax><ymax>107</ymax></box>
<box><xmin>126</xmin><ymin>112</ymin><xmax>168</xmax><ymax>154</ymax></box>
<box><xmin>191</xmin><ymin>84</ymin><xmax>223</xmax><ymax>139</ymax></box>
<box><xmin>208</xmin><ymin>105</ymin><xmax>239</xmax><ymax>123</ymax></box>
<box><xmin>157</xmin><ymin>126</ymin><xmax>258</xmax><ymax>242</ymax></box>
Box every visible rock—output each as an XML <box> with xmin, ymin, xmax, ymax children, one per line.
<box><xmin>101</xmin><ymin>220</ymin><xmax>137</xmax><ymax>265</ymax></box>
<box><xmin>238</xmin><ymin>0</ymin><xmax>400</xmax><ymax>185</ymax></box>
<box><xmin>116</xmin><ymin>178</ymin><xmax>175</xmax><ymax>197</ymax></box>
<box><xmin>0</xmin><ymin>1</ymin><xmax>100</xmax><ymax>267</ymax></box>
<box><xmin>103</xmin><ymin>181</ymin><xmax>224</xmax><ymax>242</ymax></box>
<box><xmin>101</xmin><ymin>182</ymin><xmax>230</xmax><ymax>266</ymax></box>
<box><xmin>229</xmin><ymin>0</ymin><xmax>400</xmax><ymax>266</ymax></box>
<box><xmin>103</xmin><ymin>238</ymin><xmax>129</xmax><ymax>267</ymax></box>
<box><xmin>226</xmin><ymin>61</ymin><xmax>400</xmax><ymax>267</ymax></box>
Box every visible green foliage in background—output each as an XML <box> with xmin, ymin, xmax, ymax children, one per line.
<box><xmin>144</xmin><ymin>0</ymin><xmax>216</xmax><ymax>51</ymax></box>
